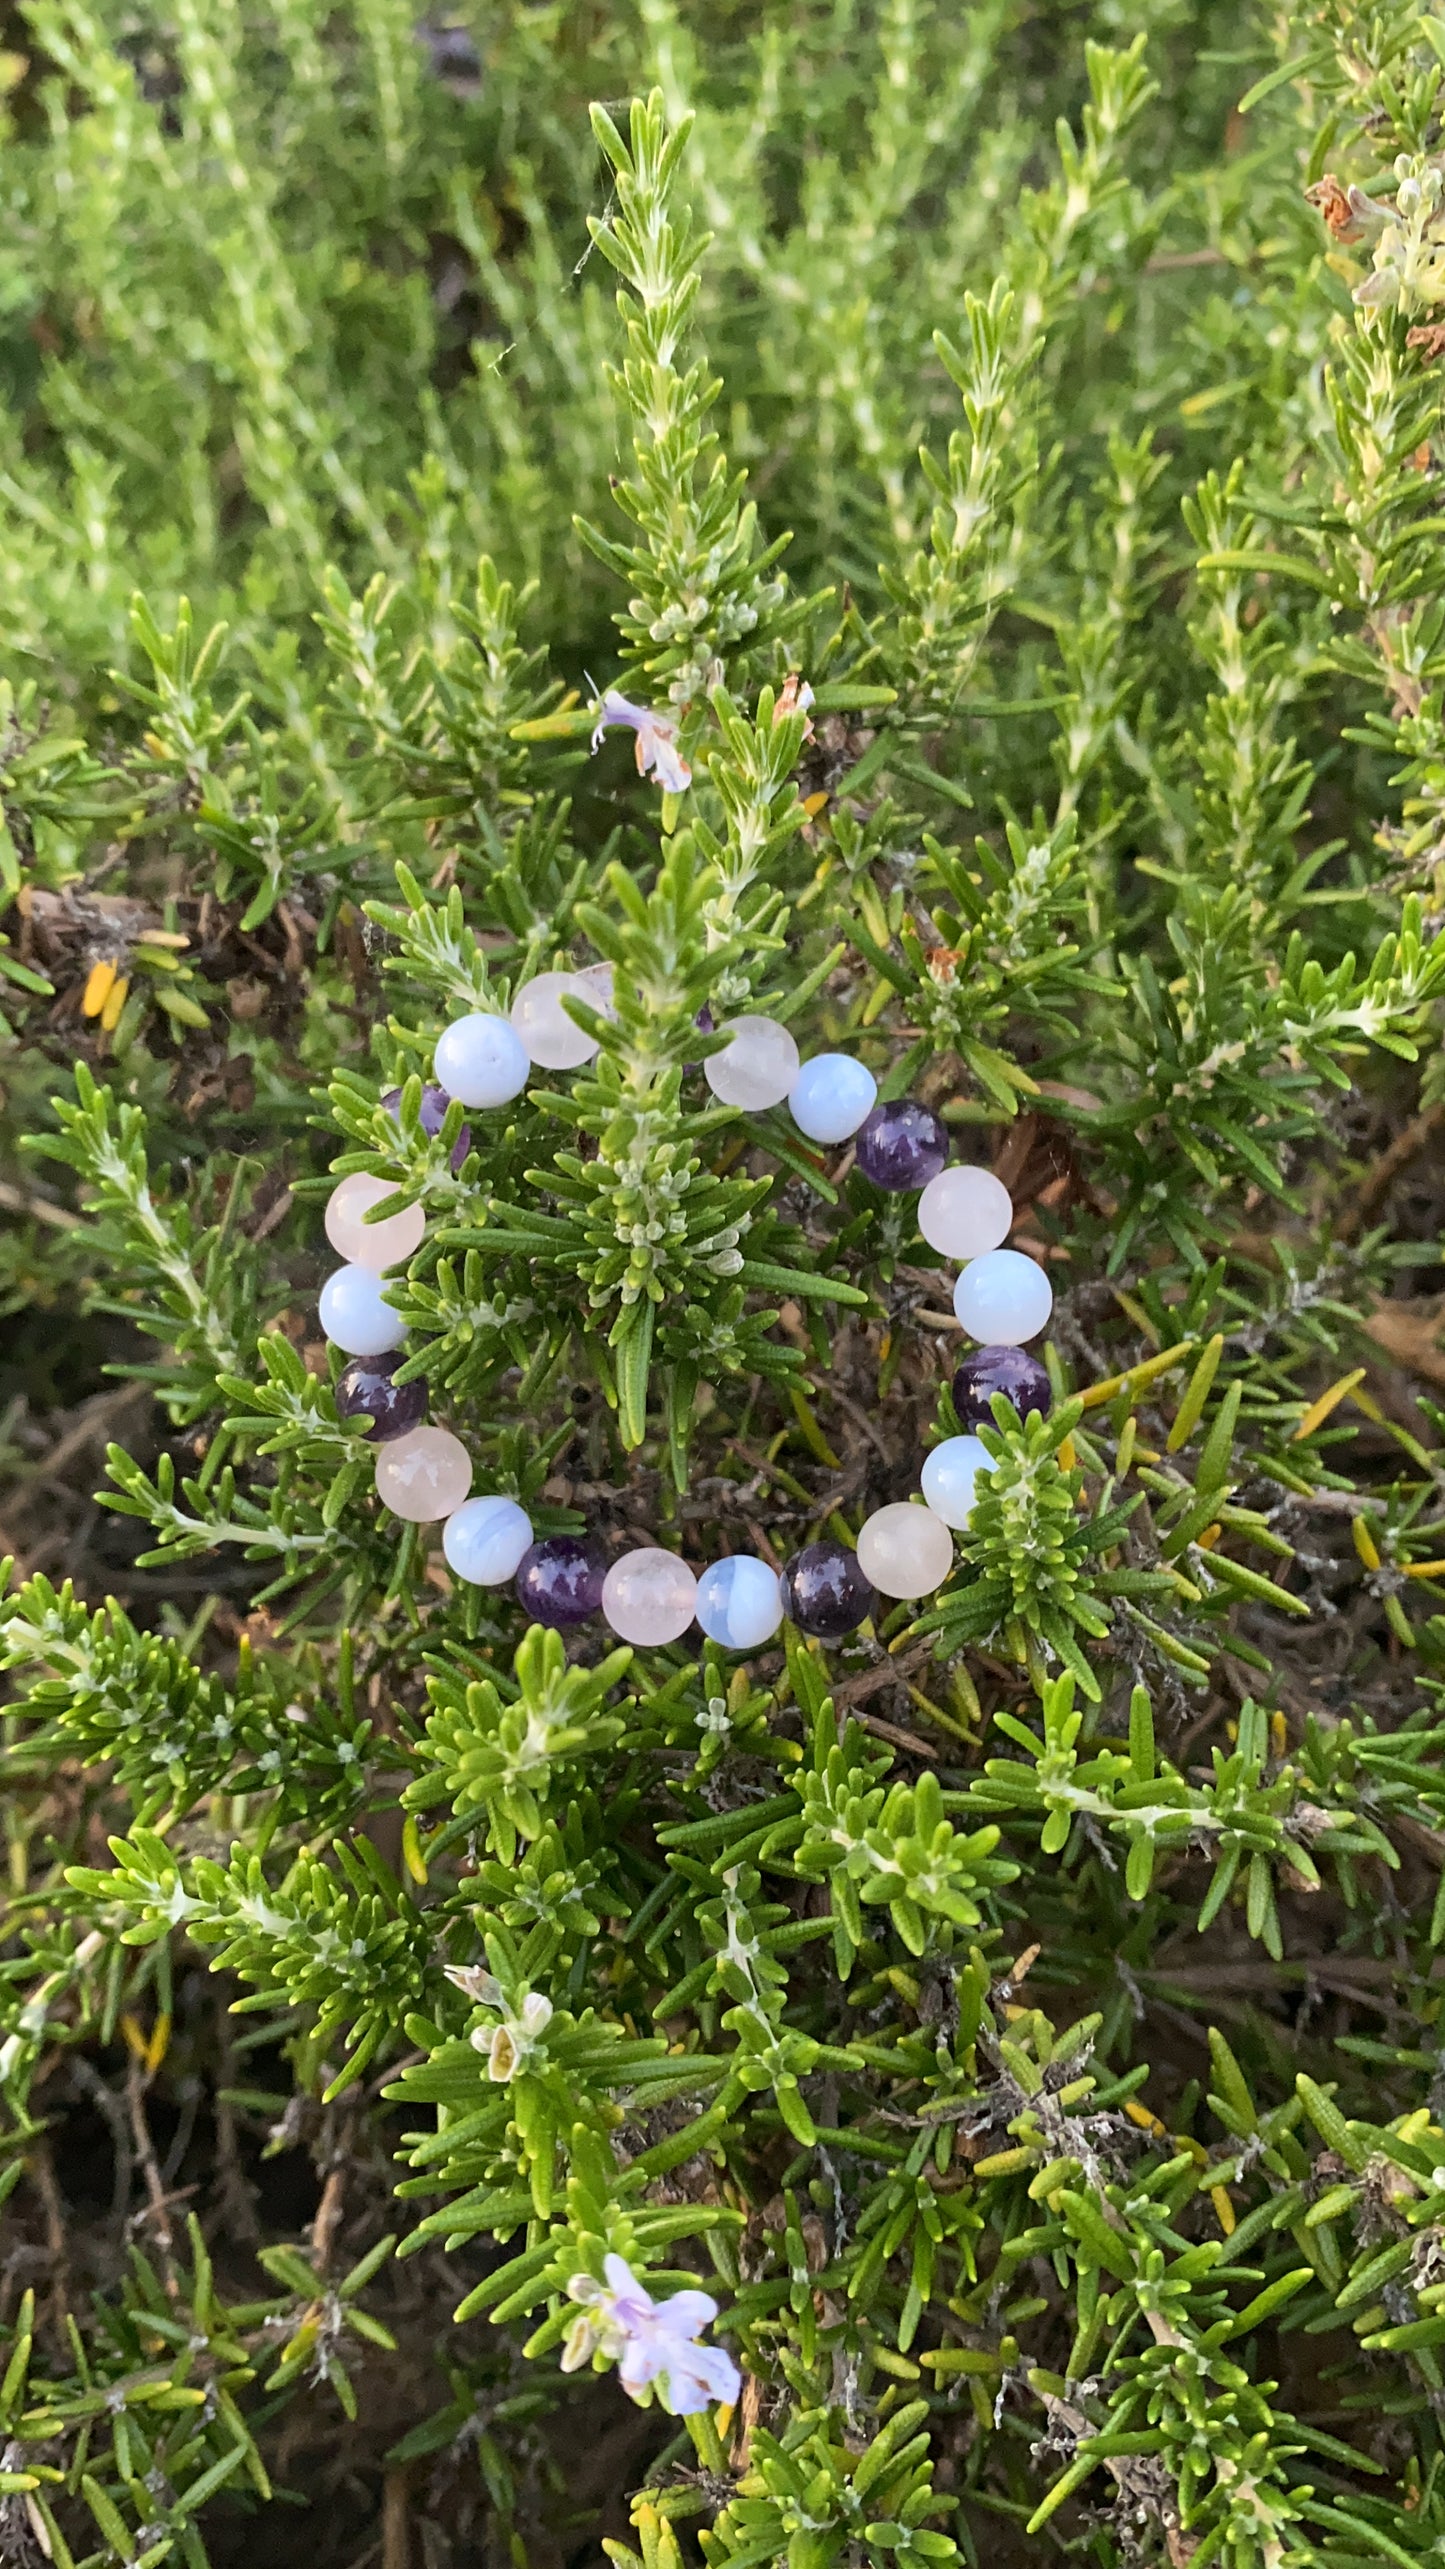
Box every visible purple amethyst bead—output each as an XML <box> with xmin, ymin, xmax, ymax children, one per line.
<box><xmin>383</xmin><ymin>1083</ymin><xmax>472</xmax><ymax>1173</ymax></box>
<box><xmin>335</xmin><ymin>1352</ymin><xmax>428</xmax><ymax>1443</ymax></box>
<box><xmin>515</xmin><ymin>1536</ymin><xmax>607</xmax><ymax>1628</ymax></box>
<box><xmin>684</xmin><ymin>1004</ymin><xmax>716</xmax><ymax>1074</ymax></box>
<box><xmin>855</xmin><ymin>1098</ymin><xmax>948</xmax><ymax>1193</ymax></box>
<box><xmin>952</xmin><ymin>1344</ymin><xmax>1052</xmax><ymax>1430</ymax></box>
<box><xmin>779</xmin><ymin>1540</ymin><xmax>876</xmax><ymax>1640</ymax></box>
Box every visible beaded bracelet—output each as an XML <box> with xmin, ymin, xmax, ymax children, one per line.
<box><xmin>314</xmin><ymin>970</ymin><xmax>1056</xmax><ymax>1648</ymax></box>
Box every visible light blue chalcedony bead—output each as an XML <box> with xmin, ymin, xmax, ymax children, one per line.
<box><xmin>787</xmin><ymin>1052</ymin><xmax>879</xmax><ymax>1145</ymax></box>
<box><xmin>953</xmin><ymin>1248</ymin><xmax>1053</xmax><ymax>1346</ymax></box>
<box><xmin>433</xmin><ymin>1011</ymin><xmax>531</xmax><ymax>1109</ymax></box>
<box><xmin>318</xmin><ymin>1264</ymin><xmax>408</xmax><ymax>1357</ymax></box>
<box><xmin>442</xmin><ymin>1494</ymin><xmax>534</xmax><ymax>1586</ymax></box>
<box><xmin>920</xmin><ymin>1434</ymin><xmax>991</xmax><ymax>1529</ymax></box>
<box><xmin>694</xmin><ymin>1554</ymin><xmax>784</xmax><ymax>1650</ymax></box>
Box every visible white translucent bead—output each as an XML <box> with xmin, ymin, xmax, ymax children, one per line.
<box><xmin>921</xmin><ymin>1434</ymin><xmax>992</xmax><ymax>1529</ymax></box>
<box><xmin>324</xmin><ymin>1172</ymin><xmax>426</xmax><ymax>1272</ymax></box>
<box><xmin>442</xmin><ymin>1494</ymin><xmax>534</xmax><ymax>1585</ymax></box>
<box><xmin>855</xmin><ymin>1502</ymin><xmax>955</xmax><ymax>1599</ymax></box>
<box><xmin>433</xmin><ymin>1012</ymin><xmax>530</xmax><ymax>1108</ymax></box>
<box><xmin>318</xmin><ymin>1265</ymin><xmax>407</xmax><ymax>1357</ymax></box>
<box><xmin>953</xmin><ymin>1249</ymin><xmax>1053</xmax><ymax>1346</ymax></box>
<box><xmin>601</xmin><ymin>1547</ymin><xmax>698</xmax><ymax>1645</ymax></box>
<box><xmin>787</xmin><ymin>1053</ymin><xmax>878</xmax><ymax>1145</ymax></box>
<box><xmin>918</xmin><ymin>1165</ymin><xmax>1013</xmax><ymax>1260</ymax></box>
<box><xmin>374</xmin><ymin>1425</ymin><xmax>473</xmax><ymax>1522</ymax></box>
<box><xmin>704</xmin><ymin>1015</ymin><xmax>801</xmax><ymax>1111</ymax></box>
<box><xmin>694</xmin><ymin>1555</ymin><xmax>784</xmax><ymax>1651</ymax></box>
<box><xmin>573</xmin><ymin>961</ymin><xmax>618</xmax><ymax>1021</ymax></box>
<box><xmin>510</xmin><ymin>971</ymin><xmax>599</xmax><ymax>1070</ymax></box>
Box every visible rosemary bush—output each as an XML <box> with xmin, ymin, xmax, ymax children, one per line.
<box><xmin>6</xmin><ymin>2</ymin><xmax>1445</xmax><ymax>2562</ymax></box>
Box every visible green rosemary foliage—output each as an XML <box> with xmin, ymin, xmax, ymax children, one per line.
<box><xmin>8</xmin><ymin>4</ymin><xmax>1445</xmax><ymax>2563</ymax></box>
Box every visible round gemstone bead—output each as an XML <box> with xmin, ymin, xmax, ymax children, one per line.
<box><xmin>515</xmin><ymin>1536</ymin><xmax>607</xmax><ymax>1627</ymax></box>
<box><xmin>573</xmin><ymin>961</ymin><xmax>617</xmax><ymax>1020</ymax></box>
<box><xmin>324</xmin><ymin>1172</ymin><xmax>426</xmax><ymax>1272</ymax></box>
<box><xmin>787</xmin><ymin>1053</ymin><xmax>878</xmax><ymax>1145</ymax></box>
<box><xmin>335</xmin><ymin>1352</ymin><xmax>427</xmax><ymax>1443</ymax></box>
<box><xmin>921</xmin><ymin>1434</ymin><xmax>992</xmax><ymax>1529</ymax></box>
<box><xmin>952</xmin><ymin>1345</ymin><xmax>1052</xmax><ymax>1430</ymax></box>
<box><xmin>383</xmin><ymin>1084</ymin><xmax>471</xmax><ymax>1172</ymax></box>
<box><xmin>442</xmin><ymin>1494</ymin><xmax>534</xmax><ymax>1586</ymax></box>
<box><xmin>855</xmin><ymin>1502</ymin><xmax>955</xmax><ymax>1599</ymax></box>
<box><xmin>779</xmin><ymin>1540</ymin><xmax>876</xmax><ymax>1639</ymax></box>
<box><xmin>509</xmin><ymin>972</ymin><xmax>599</xmax><ymax>1071</ymax></box>
<box><xmin>374</xmin><ymin>1425</ymin><xmax>473</xmax><ymax>1522</ymax></box>
<box><xmin>601</xmin><ymin>1547</ymin><xmax>698</xmax><ymax>1646</ymax></box>
<box><xmin>704</xmin><ymin>1015</ymin><xmax>801</xmax><ymax>1111</ymax></box>
<box><xmin>953</xmin><ymin>1249</ymin><xmax>1053</xmax><ymax>1346</ymax></box>
<box><xmin>433</xmin><ymin>1012</ymin><xmax>531</xmax><ymax>1108</ymax></box>
<box><xmin>917</xmin><ymin>1164</ymin><xmax>1013</xmax><ymax>1259</ymax></box>
<box><xmin>855</xmin><ymin>1098</ymin><xmax>948</xmax><ymax>1192</ymax></box>
<box><xmin>318</xmin><ymin>1264</ymin><xmax>407</xmax><ymax>1358</ymax></box>
<box><xmin>694</xmin><ymin>1555</ymin><xmax>784</xmax><ymax>1651</ymax></box>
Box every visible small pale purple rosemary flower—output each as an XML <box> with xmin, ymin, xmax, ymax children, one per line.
<box><xmin>561</xmin><ymin>2252</ymin><xmax>741</xmax><ymax>2416</ymax></box>
<box><xmin>589</xmin><ymin>689</ymin><xmax>693</xmax><ymax>794</ymax></box>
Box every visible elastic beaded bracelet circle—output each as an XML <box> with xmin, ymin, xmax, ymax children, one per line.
<box><xmin>315</xmin><ymin>974</ymin><xmax>1057</xmax><ymax>1647</ymax></box>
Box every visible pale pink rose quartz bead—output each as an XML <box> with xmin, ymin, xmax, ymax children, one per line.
<box><xmin>601</xmin><ymin>1547</ymin><xmax>699</xmax><ymax>1645</ymax></box>
<box><xmin>324</xmin><ymin>1172</ymin><xmax>426</xmax><ymax>1271</ymax></box>
<box><xmin>855</xmin><ymin>1502</ymin><xmax>955</xmax><ymax>1600</ymax></box>
<box><xmin>510</xmin><ymin>972</ymin><xmax>600</xmax><ymax>1071</ymax></box>
<box><xmin>704</xmin><ymin>1016</ymin><xmax>801</xmax><ymax>1111</ymax></box>
<box><xmin>916</xmin><ymin>1165</ymin><xmax>1012</xmax><ymax>1260</ymax></box>
<box><xmin>374</xmin><ymin>1425</ymin><xmax>473</xmax><ymax>1522</ymax></box>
